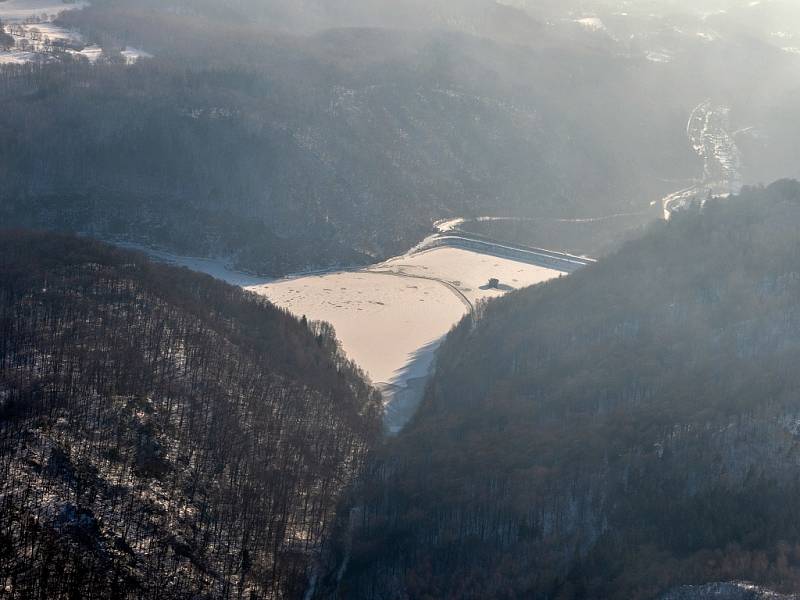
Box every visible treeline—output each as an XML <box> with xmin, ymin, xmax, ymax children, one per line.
<box><xmin>0</xmin><ymin>59</ymin><xmax>379</xmax><ymax>276</ymax></box>
<box><xmin>0</xmin><ymin>231</ymin><xmax>382</xmax><ymax>599</ymax></box>
<box><xmin>458</xmin><ymin>212</ymin><xmax>655</xmax><ymax>259</ymax></box>
<box><xmin>330</xmin><ymin>181</ymin><xmax>800</xmax><ymax>599</ymax></box>
<box><xmin>1</xmin><ymin>0</ymin><xmax>705</xmax><ymax>275</ymax></box>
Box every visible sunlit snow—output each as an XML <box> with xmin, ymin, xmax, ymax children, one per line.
<box><xmin>0</xmin><ymin>1</ymin><xmax>152</xmax><ymax>64</ymax></box>
<box><xmin>248</xmin><ymin>246</ymin><xmax>565</xmax><ymax>432</ymax></box>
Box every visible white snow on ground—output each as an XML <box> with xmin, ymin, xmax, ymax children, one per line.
<box><xmin>373</xmin><ymin>246</ymin><xmax>565</xmax><ymax>307</ymax></box>
<box><xmin>113</xmin><ymin>238</ymin><xmax>567</xmax><ymax>433</ymax></box>
<box><xmin>248</xmin><ymin>246</ymin><xmax>565</xmax><ymax>432</ymax></box>
<box><xmin>404</xmin><ymin>217</ymin><xmax>466</xmax><ymax>255</ymax></box>
<box><xmin>0</xmin><ymin>0</ymin><xmax>88</xmax><ymax>22</ymax></box>
<box><xmin>0</xmin><ymin>50</ymin><xmax>37</xmax><ymax>63</ymax></box>
<box><xmin>24</xmin><ymin>22</ymin><xmax>76</xmax><ymax>42</ymax></box>
<box><xmin>575</xmin><ymin>17</ymin><xmax>607</xmax><ymax>32</ymax></box>
<box><xmin>247</xmin><ymin>270</ymin><xmax>468</xmax><ymax>387</ymax></box>
<box><xmin>0</xmin><ymin>1</ymin><xmax>153</xmax><ymax>64</ymax></box>
<box><xmin>120</xmin><ymin>46</ymin><xmax>152</xmax><ymax>63</ymax></box>
<box><xmin>0</xmin><ymin>1</ymin><xmax>85</xmax><ymax>63</ymax></box>
<box><xmin>113</xmin><ymin>242</ymin><xmax>271</xmax><ymax>287</ymax></box>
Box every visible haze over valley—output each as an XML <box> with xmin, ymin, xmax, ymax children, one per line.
<box><xmin>3</xmin><ymin>1</ymin><xmax>800</xmax><ymax>599</ymax></box>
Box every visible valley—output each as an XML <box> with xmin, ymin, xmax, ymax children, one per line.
<box><xmin>251</xmin><ymin>244</ymin><xmax>573</xmax><ymax>433</ymax></box>
<box><xmin>340</xmin><ymin>182</ymin><xmax>800</xmax><ymax>600</ymax></box>
<box><xmin>126</xmin><ymin>225</ymin><xmax>585</xmax><ymax>433</ymax></box>
<box><xmin>4</xmin><ymin>0</ymin><xmax>800</xmax><ymax>598</ymax></box>
<box><xmin>662</xmin><ymin>101</ymin><xmax>745</xmax><ymax>218</ymax></box>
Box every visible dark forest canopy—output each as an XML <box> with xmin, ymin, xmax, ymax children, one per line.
<box><xmin>0</xmin><ymin>0</ymin><xmax>797</xmax><ymax>274</ymax></box>
<box><xmin>0</xmin><ymin>32</ymin><xmax>683</xmax><ymax>274</ymax></box>
<box><xmin>0</xmin><ymin>230</ymin><xmax>382</xmax><ymax>599</ymax></box>
<box><xmin>6</xmin><ymin>0</ymin><xmax>800</xmax><ymax>273</ymax></box>
<box><xmin>332</xmin><ymin>181</ymin><xmax>800</xmax><ymax>599</ymax></box>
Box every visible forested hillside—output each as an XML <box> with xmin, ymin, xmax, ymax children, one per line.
<box><xmin>332</xmin><ymin>181</ymin><xmax>800</xmax><ymax>599</ymax></box>
<box><xmin>0</xmin><ymin>231</ymin><xmax>382</xmax><ymax>599</ymax></box>
<box><xmin>2</xmin><ymin>0</ymin><xmax>798</xmax><ymax>272</ymax></box>
<box><xmin>0</xmin><ymin>0</ymin><xmax>712</xmax><ymax>273</ymax></box>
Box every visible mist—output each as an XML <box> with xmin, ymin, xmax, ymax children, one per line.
<box><xmin>5</xmin><ymin>0</ymin><xmax>800</xmax><ymax>598</ymax></box>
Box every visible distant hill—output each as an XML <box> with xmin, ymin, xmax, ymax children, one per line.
<box><xmin>2</xmin><ymin>0</ymin><xmax>800</xmax><ymax>274</ymax></box>
<box><xmin>333</xmin><ymin>181</ymin><xmax>800</xmax><ymax>599</ymax></box>
<box><xmin>0</xmin><ymin>0</ymin><xmax>703</xmax><ymax>274</ymax></box>
<box><xmin>0</xmin><ymin>0</ymin><xmax>796</xmax><ymax>274</ymax></box>
<box><xmin>0</xmin><ymin>231</ymin><xmax>382</xmax><ymax>599</ymax></box>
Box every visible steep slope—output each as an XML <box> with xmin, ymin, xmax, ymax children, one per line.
<box><xmin>1</xmin><ymin>0</ymin><xmax>708</xmax><ymax>274</ymax></box>
<box><xmin>3</xmin><ymin>0</ymin><xmax>800</xmax><ymax>273</ymax></box>
<box><xmin>0</xmin><ymin>26</ymin><xmax>686</xmax><ymax>274</ymax></box>
<box><xmin>334</xmin><ymin>181</ymin><xmax>800</xmax><ymax>599</ymax></box>
<box><xmin>0</xmin><ymin>231</ymin><xmax>382</xmax><ymax>599</ymax></box>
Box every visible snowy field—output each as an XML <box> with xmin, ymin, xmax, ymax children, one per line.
<box><xmin>0</xmin><ymin>0</ymin><xmax>151</xmax><ymax>64</ymax></box>
<box><xmin>112</xmin><ymin>239</ymin><xmax>567</xmax><ymax>432</ymax></box>
<box><xmin>247</xmin><ymin>270</ymin><xmax>468</xmax><ymax>387</ymax></box>
<box><xmin>248</xmin><ymin>246</ymin><xmax>566</xmax><ymax>431</ymax></box>
<box><xmin>373</xmin><ymin>246</ymin><xmax>566</xmax><ymax>307</ymax></box>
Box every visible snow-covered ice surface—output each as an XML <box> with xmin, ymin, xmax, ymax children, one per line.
<box><xmin>248</xmin><ymin>270</ymin><xmax>468</xmax><ymax>387</ymax></box>
<box><xmin>248</xmin><ymin>246</ymin><xmax>565</xmax><ymax>433</ymax></box>
<box><xmin>373</xmin><ymin>247</ymin><xmax>565</xmax><ymax>307</ymax></box>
